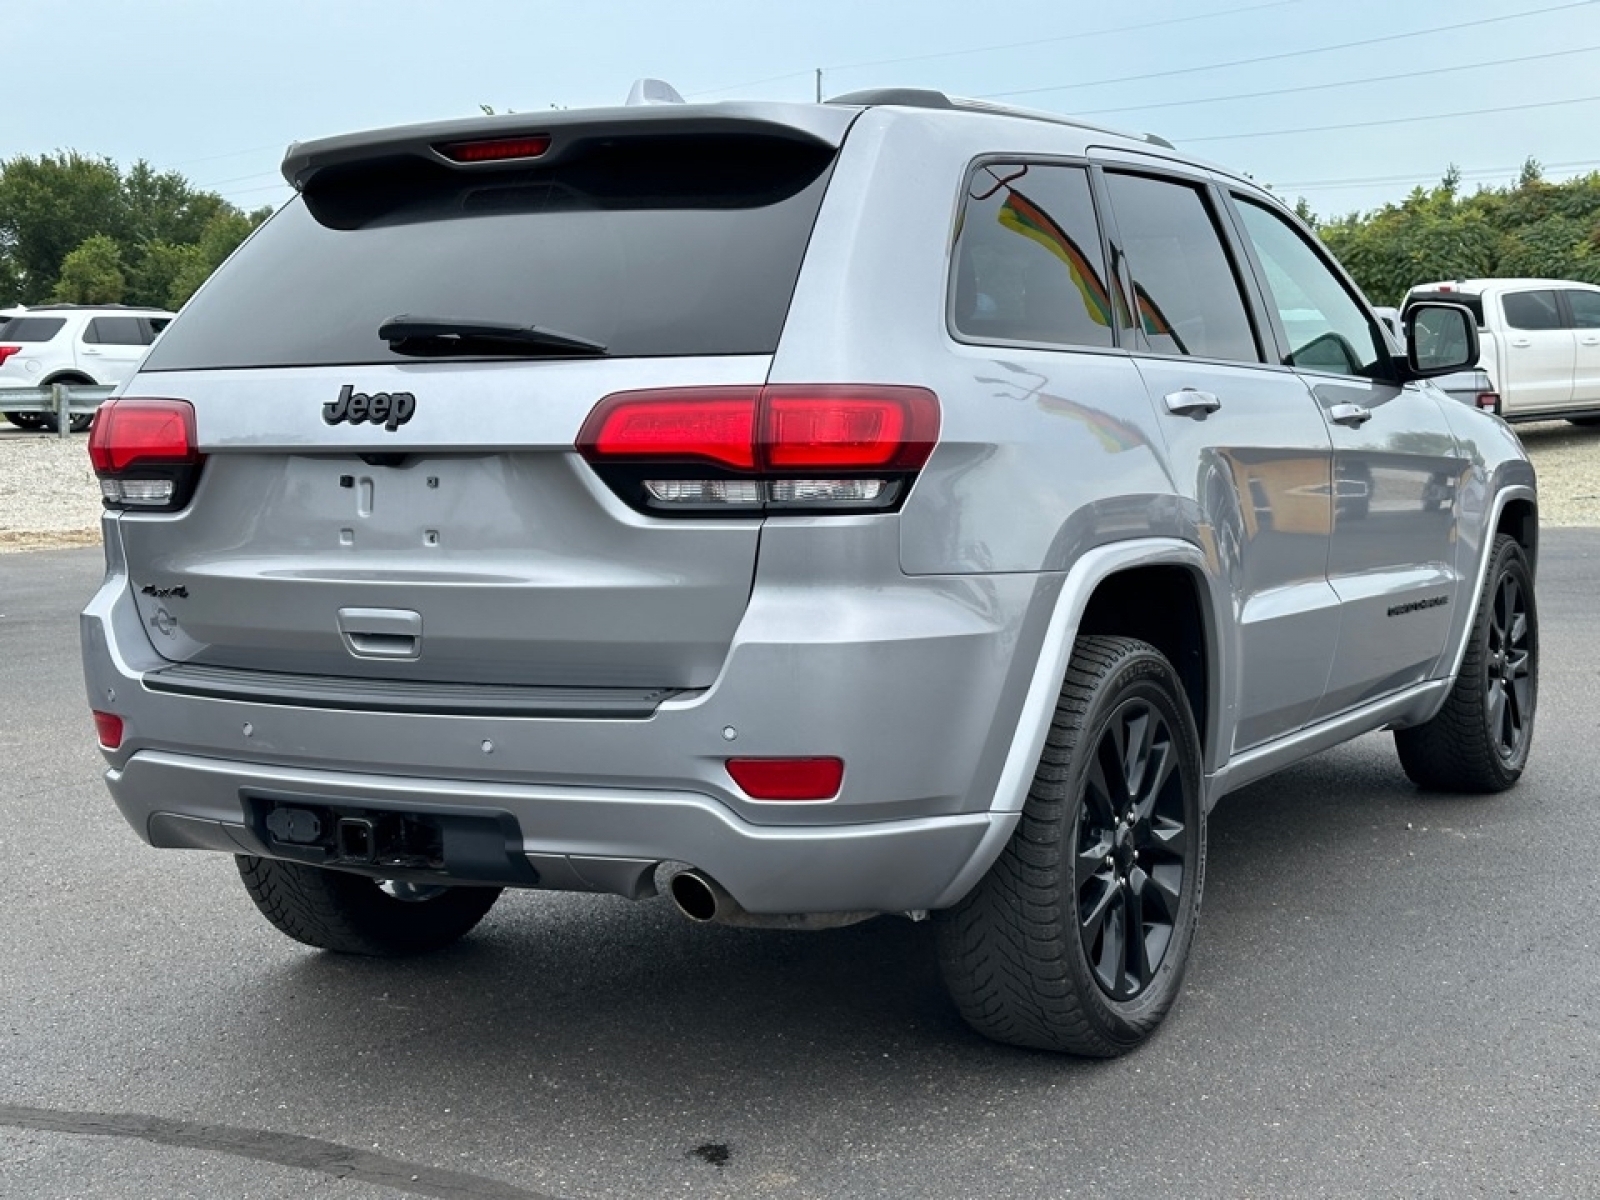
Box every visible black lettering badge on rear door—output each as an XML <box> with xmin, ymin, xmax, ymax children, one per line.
<box><xmin>323</xmin><ymin>385</ymin><xmax>417</xmax><ymax>432</ymax></box>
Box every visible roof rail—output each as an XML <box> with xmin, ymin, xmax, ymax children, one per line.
<box><xmin>825</xmin><ymin>87</ymin><xmax>1174</xmax><ymax>150</ymax></box>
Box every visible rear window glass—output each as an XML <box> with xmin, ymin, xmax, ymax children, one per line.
<box><xmin>0</xmin><ymin>317</ymin><xmax>66</xmax><ymax>342</ymax></box>
<box><xmin>143</xmin><ymin>134</ymin><xmax>837</xmax><ymax>371</ymax></box>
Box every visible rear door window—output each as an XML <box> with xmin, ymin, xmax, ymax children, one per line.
<box><xmin>1564</xmin><ymin>289</ymin><xmax>1600</xmax><ymax>329</ymax></box>
<box><xmin>950</xmin><ymin>162</ymin><xmax>1115</xmax><ymax>350</ymax></box>
<box><xmin>142</xmin><ymin>133</ymin><xmax>837</xmax><ymax>371</ymax></box>
<box><xmin>84</xmin><ymin>317</ymin><xmax>147</xmax><ymax>345</ymax></box>
<box><xmin>0</xmin><ymin>317</ymin><xmax>67</xmax><ymax>343</ymax></box>
<box><xmin>1502</xmin><ymin>290</ymin><xmax>1564</xmax><ymax>330</ymax></box>
<box><xmin>1102</xmin><ymin>172</ymin><xmax>1260</xmax><ymax>364</ymax></box>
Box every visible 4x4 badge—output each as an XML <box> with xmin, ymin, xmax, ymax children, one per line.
<box><xmin>324</xmin><ymin>385</ymin><xmax>416</xmax><ymax>432</ymax></box>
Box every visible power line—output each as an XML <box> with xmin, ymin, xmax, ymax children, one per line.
<box><xmin>1185</xmin><ymin>93</ymin><xmax>1600</xmax><ymax>144</ymax></box>
<box><xmin>819</xmin><ymin>0</ymin><xmax>1305</xmax><ymax>76</ymax></box>
<box><xmin>977</xmin><ymin>0</ymin><xmax>1597</xmax><ymax>99</ymax></box>
<box><xmin>1073</xmin><ymin>44</ymin><xmax>1600</xmax><ymax>117</ymax></box>
<box><xmin>686</xmin><ymin>0</ymin><xmax>1307</xmax><ymax>98</ymax></box>
<box><xmin>1278</xmin><ymin>159</ymin><xmax>1600</xmax><ymax>191</ymax></box>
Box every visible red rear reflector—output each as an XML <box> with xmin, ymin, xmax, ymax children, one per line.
<box><xmin>726</xmin><ymin>757</ymin><xmax>844</xmax><ymax>801</ymax></box>
<box><xmin>0</xmin><ymin>345</ymin><xmax>19</xmax><ymax>365</ymax></box>
<box><xmin>578</xmin><ymin>386</ymin><xmax>939</xmax><ymax>473</ymax></box>
<box><xmin>88</xmin><ymin>397</ymin><xmax>198</xmax><ymax>474</ymax></box>
<box><xmin>1477</xmin><ymin>392</ymin><xmax>1500</xmax><ymax>411</ymax></box>
<box><xmin>437</xmin><ymin>135</ymin><xmax>552</xmax><ymax>163</ymax></box>
<box><xmin>92</xmin><ymin>710</ymin><xmax>124</xmax><ymax>749</ymax></box>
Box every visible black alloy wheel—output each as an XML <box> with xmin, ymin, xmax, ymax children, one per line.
<box><xmin>1075</xmin><ymin>696</ymin><xmax>1193</xmax><ymax>1001</ymax></box>
<box><xmin>1484</xmin><ymin>563</ymin><xmax>1534</xmax><ymax>763</ymax></box>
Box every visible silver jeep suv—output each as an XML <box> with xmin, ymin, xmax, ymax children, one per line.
<box><xmin>80</xmin><ymin>88</ymin><xmax>1537</xmax><ymax>1056</ymax></box>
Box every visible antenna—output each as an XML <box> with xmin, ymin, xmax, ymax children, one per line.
<box><xmin>625</xmin><ymin>79</ymin><xmax>686</xmax><ymax>106</ymax></box>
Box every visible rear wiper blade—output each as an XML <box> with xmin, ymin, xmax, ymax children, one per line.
<box><xmin>379</xmin><ymin>315</ymin><xmax>607</xmax><ymax>356</ymax></box>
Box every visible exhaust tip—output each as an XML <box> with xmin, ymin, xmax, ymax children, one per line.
<box><xmin>667</xmin><ymin>870</ymin><xmax>720</xmax><ymax>923</ymax></box>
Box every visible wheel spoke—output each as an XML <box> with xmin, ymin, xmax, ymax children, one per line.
<box><xmin>1079</xmin><ymin>875</ymin><xmax>1118</xmax><ymax>948</ymax></box>
<box><xmin>1121</xmin><ymin>708</ymin><xmax>1154</xmax><ymax>801</ymax></box>
<box><xmin>1075</xmin><ymin>834</ymin><xmax>1114</xmax><ymax>891</ymax></box>
<box><xmin>1132</xmin><ymin>735</ymin><xmax>1176</xmax><ymax>825</ymax></box>
<box><xmin>1142</xmin><ymin>862</ymin><xmax>1184</xmax><ymax>924</ymax></box>
<box><xmin>1486</xmin><ymin>683</ymin><xmax>1508</xmax><ymax>750</ymax></box>
<box><xmin>1508</xmin><ymin>610</ymin><xmax>1528</xmax><ymax>649</ymax></box>
<box><xmin>1122</xmin><ymin>885</ymin><xmax>1150</xmax><ymax>994</ymax></box>
<box><xmin>1084</xmin><ymin>754</ymin><xmax>1118</xmax><ymax>829</ymax></box>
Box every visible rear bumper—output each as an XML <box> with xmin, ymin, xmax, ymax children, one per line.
<box><xmin>108</xmin><ymin>750</ymin><xmax>999</xmax><ymax>913</ymax></box>
<box><xmin>83</xmin><ymin>518</ymin><xmax>1058</xmax><ymax>914</ymax></box>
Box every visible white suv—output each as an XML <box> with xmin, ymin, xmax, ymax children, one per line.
<box><xmin>0</xmin><ymin>305</ymin><xmax>175</xmax><ymax>431</ymax></box>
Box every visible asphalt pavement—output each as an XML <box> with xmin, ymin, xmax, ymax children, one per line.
<box><xmin>1</xmin><ymin>538</ymin><xmax>1597</xmax><ymax>1199</ymax></box>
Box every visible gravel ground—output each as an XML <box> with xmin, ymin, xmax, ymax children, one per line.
<box><xmin>1</xmin><ymin>419</ymin><xmax>1597</xmax><ymax>553</ymax></box>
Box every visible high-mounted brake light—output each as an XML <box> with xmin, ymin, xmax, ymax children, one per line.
<box><xmin>437</xmin><ymin>135</ymin><xmax>552</xmax><ymax>163</ymax></box>
<box><xmin>0</xmin><ymin>345</ymin><xmax>20</xmax><ymax>365</ymax></box>
<box><xmin>726</xmin><ymin>757</ymin><xmax>844</xmax><ymax>801</ymax></box>
<box><xmin>88</xmin><ymin>397</ymin><xmax>203</xmax><ymax>511</ymax></box>
<box><xmin>577</xmin><ymin>385</ymin><xmax>939</xmax><ymax>514</ymax></box>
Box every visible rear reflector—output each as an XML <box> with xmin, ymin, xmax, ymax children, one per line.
<box><xmin>1477</xmin><ymin>391</ymin><xmax>1500</xmax><ymax>411</ymax></box>
<box><xmin>92</xmin><ymin>710</ymin><xmax>124</xmax><ymax>749</ymax></box>
<box><xmin>88</xmin><ymin>397</ymin><xmax>203</xmax><ymax>510</ymax></box>
<box><xmin>437</xmin><ymin>135</ymin><xmax>552</xmax><ymax>163</ymax></box>
<box><xmin>726</xmin><ymin>757</ymin><xmax>844</xmax><ymax>801</ymax></box>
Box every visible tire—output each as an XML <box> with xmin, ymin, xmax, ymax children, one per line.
<box><xmin>1395</xmin><ymin>533</ymin><xmax>1537</xmax><ymax>792</ymax></box>
<box><xmin>938</xmin><ymin>635</ymin><xmax>1206</xmax><ymax>1056</ymax></box>
<box><xmin>4</xmin><ymin>411</ymin><xmax>44</xmax><ymax>430</ymax></box>
<box><xmin>235</xmin><ymin>856</ymin><xmax>502</xmax><ymax>956</ymax></box>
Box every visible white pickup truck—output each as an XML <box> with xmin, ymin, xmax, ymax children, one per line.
<box><xmin>1403</xmin><ymin>277</ymin><xmax>1600</xmax><ymax>424</ymax></box>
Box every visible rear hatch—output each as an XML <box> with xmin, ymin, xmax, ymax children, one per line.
<box><xmin>117</xmin><ymin>107</ymin><xmax>852</xmax><ymax>693</ymax></box>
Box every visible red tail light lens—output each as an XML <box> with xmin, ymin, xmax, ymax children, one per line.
<box><xmin>1477</xmin><ymin>391</ymin><xmax>1501</xmax><ymax>411</ymax></box>
<box><xmin>726</xmin><ymin>757</ymin><xmax>844</xmax><ymax>801</ymax></box>
<box><xmin>0</xmin><ymin>345</ymin><xmax>20</xmax><ymax>365</ymax></box>
<box><xmin>92</xmin><ymin>710</ymin><xmax>124</xmax><ymax>750</ymax></box>
<box><xmin>437</xmin><ymin>135</ymin><xmax>552</xmax><ymax>163</ymax></box>
<box><xmin>583</xmin><ymin>389</ymin><xmax>760</xmax><ymax>470</ymax></box>
<box><xmin>577</xmin><ymin>385</ymin><xmax>939</xmax><ymax>514</ymax></box>
<box><xmin>88</xmin><ymin>397</ymin><xmax>203</xmax><ymax>510</ymax></box>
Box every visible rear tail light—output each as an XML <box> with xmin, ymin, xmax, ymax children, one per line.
<box><xmin>1476</xmin><ymin>391</ymin><xmax>1500</xmax><ymax>412</ymax></box>
<box><xmin>726</xmin><ymin>757</ymin><xmax>844</xmax><ymax>801</ymax></box>
<box><xmin>577</xmin><ymin>385</ymin><xmax>939</xmax><ymax>514</ymax></box>
<box><xmin>92</xmin><ymin>710</ymin><xmax>124</xmax><ymax>750</ymax></box>
<box><xmin>88</xmin><ymin>397</ymin><xmax>204</xmax><ymax>511</ymax></box>
<box><xmin>0</xmin><ymin>345</ymin><xmax>19</xmax><ymax>365</ymax></box>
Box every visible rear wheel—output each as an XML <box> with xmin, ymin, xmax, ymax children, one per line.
<box><xmin>4</xmin><ymin>412</ymin><xmax>44</xmax><ymax>430</ymax></box>
<box><xmin>938</xmin><ymin>635</ymin><xmax>1205</xmax><ymax>1056</ymax></box>
<box><xmin>1395</xmin><ymin>533</ymin><xmax>1536</xmax><ymax>792</ymax></box>
<box><xmin>236</xmin><ymin>856</ymin><xmax>502</xmax><ymax>956</ymax></box>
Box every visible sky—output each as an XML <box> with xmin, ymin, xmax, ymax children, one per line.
<box><xmin>9</xmin><ymin>0</ymin><xmax>1600</xmax><ymax>221</ymax></box>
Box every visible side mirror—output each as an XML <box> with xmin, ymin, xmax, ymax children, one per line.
<box><xmin>1402</xmin><ymin>302</ymin><xmax>1480</xmax><ymax>379</ymax></box>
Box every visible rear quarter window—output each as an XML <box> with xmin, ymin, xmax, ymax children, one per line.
<box><xmin>0</xmin><ymin>317</ymin><xmax>67</xmax><ymax>342</ymax></box>
<box><xmin>950</xmin><ymin>162</ymin><xmax>1115</xmax><ymax>350</ymax></box>
<box><xmin>142</xmin><ymin>133</ymin><xmax>837</xmax><ymax>371</ymax></box>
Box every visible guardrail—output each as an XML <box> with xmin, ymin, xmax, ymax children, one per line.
<box><xmin>0</xmin><ymin>384</ymin><xmax>117</xmax><ymax>438</ymax></box>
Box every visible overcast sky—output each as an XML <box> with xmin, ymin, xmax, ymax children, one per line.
<box><xmin>10</xmin><ymin>0</ymin><xmax>1599</xmax><ymax>220</ymax></box>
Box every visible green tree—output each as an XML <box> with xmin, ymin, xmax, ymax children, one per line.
<box><xmin>51</xmin><ymin>233</ymin><xmax>126</xmax><ymax>303</ymax></box>
<box><xmin>0</xmin><ymin>152</ymin><xmax>123</xmax><ymax>299</ymax></box>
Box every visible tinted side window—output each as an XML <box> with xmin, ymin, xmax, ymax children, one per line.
<box><xmin>1104</xmin><ymin>172</ymin><xmax>1259</xmax><ymax>363</ymax></box>
<box><xmin>85</xmin><ymin>317</ymin><xmax>146</xmax><ymax>345</ymax></box>
<box><xmin>1565</xmin><ymin>289</ymin><xmax>1600</xmax><ymax>329</ymax></box>
<box><xmin>0</xmin><ymin>317</ymin><xmax>67</xmax><ymax>342</ymax></box>
<box><xmin>1235</xmin><ymin>198</ymin><xmax>1386</xmax><ymax>377</ymax></box>
<box><xmin>1502</xmin><ymin>290</ymin><xmax>1563</xmax><ymax>331</ymax></box>
<box><xmin>951</xmin><ymin>163</ymin><xmax>1114</xmax><ymax>349</ymax></box>
<box><xmin>146</xmin><ymin>318</ymin><xmax>171</xmax><ymax>340</ymax></box>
